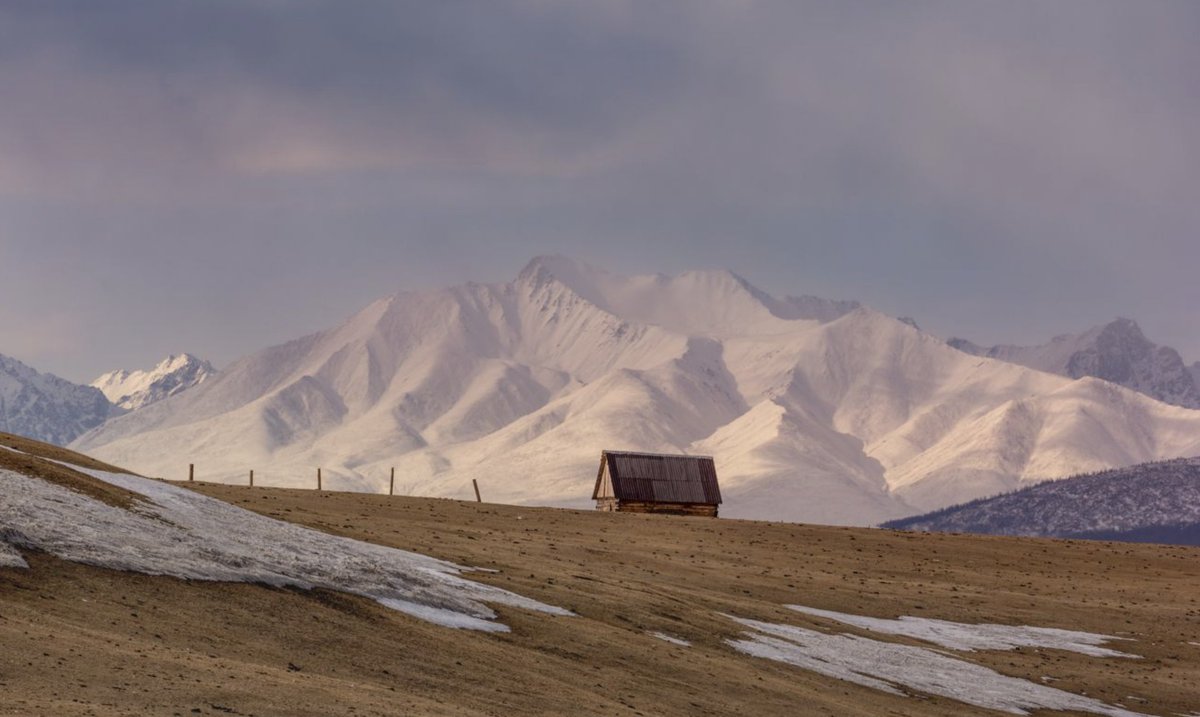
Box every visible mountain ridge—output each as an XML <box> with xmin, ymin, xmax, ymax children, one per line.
<box><xmin>882</xmin><ymin>456</ymin><xmax>1200</xmax><ymax>545</ymax></box>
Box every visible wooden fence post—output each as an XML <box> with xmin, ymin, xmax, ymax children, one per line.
<box><xmin>389</xmin><ymin>467</ymin><xmax>395</xmax><ymax>496</ymax></box>
<box><xmin>472</xmin><ymin>479</ymin><xmax>481</xmax><ymax>503</ymax></box>
<box><xmin>249</xmin><ymin>469</ymin><xmax>254</xmax><ymax>487</ymax></box>
<box><xmin>189</xmin><ymin>463</ymin><xmax>194</xmax><ymax>482</ymax></box>
<box><xmin>317</xmin><ymin>467</ymin><xmax>322</xmax><ymax>491</ymax></box>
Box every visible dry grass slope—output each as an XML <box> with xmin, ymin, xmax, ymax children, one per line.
<box><xmin>0</xmin><ymin>471</ymin><xmax>1196</xmax><ymax>715</ymax></box>
<box><xmin>0</xmin><ymin>431</ymin><xmax>142</xmax><ymax>508</ymax></box>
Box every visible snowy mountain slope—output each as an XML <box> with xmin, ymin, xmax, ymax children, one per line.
<box><xmin>73</xmin><ymin>257</ymin><xmax>1200</xmax><ymax>525</ymax></box>
<box><xmin>91</xmin><ymin>353</ymin><xmax>216</xmax><ymax>411</ymax></box>
<box><xmin>879</xmin><ymin>378</ymin><xmax>1200</xmax><ymax>509</ymax></box>
<box><xmin>883</xmin><ymin>457</ymin><xmax>1200</xmax><ymax>545</ymax></box>
<box><xmin>75</xmin><ymin>266</ymin><xmax>692</xmax><ymax>494</ymax></box>
<box><xmin>0</xmin><ymin>353</ymin><xmax>116</xmax><ymax>445</ymax></box>
<box><xmin>948</xmin><ymin>318</ymin><xmax>1200</xmax><ymax>409</ymax></box>
<box><xmin>692</xmin><ymin>399</ymin><xmax>906</xmax><ymax>524</ymax></box>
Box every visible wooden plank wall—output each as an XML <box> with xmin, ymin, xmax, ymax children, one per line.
<box><xmin>608</xmin><ymin>500</ymin><xmax>718</xmax><ymax>517</ymax></box>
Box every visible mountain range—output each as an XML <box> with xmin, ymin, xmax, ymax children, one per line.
<box><xmin>68</xmin><ymin>256</ymin><xmax>1200</xmax><ymax>525</ymax></box>
<box><xmin>0</xmin><ymin>352</ymin><xmax>215</xmax><ymax>445</ymax></box>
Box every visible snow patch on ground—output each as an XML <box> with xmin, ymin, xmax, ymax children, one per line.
<box><xmin>0</xmin><ymin>466</ymin><xmax>571</xmax><ymax>631</ymax></box>
<box><xmin>0</xmin><ymin>540</ymin><xmax>28</xmax><ymax>568</ymax></box>
<box><xmin>648</xmin><ymin>631</ymin><xmax>691</xmax><ymax>647</ymax></box>
<box><xmin>787</xmin><ymin>605</ymin><xmax>1135</xmax><ymax>657</ymax></box>
<box><xmin>727</xmin><ymin>616</ymin><xmax>1146</xmax><ymax>717</ymax></box>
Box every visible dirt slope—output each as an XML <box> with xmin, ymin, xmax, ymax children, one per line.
<box><xmin>2</xmin><ymin>479</ymin><xmax>1199</xmax><ymax>716</ymax></box>
<box><xmin>0</xmin><ymin>431</ymin><xmax>141</xmax><ymax>507</ymax></box>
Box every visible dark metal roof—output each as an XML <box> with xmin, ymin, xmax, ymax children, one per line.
<box><xmin>594</xmin><ymin>450</ymin><xmax>721</xmax><ymax>505</ymax></box>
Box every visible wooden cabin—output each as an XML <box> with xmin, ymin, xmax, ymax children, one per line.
<box><xmin>592</xmin><ymin>450</ymin><xmax>722</xmax><ymax>517</ymax></box>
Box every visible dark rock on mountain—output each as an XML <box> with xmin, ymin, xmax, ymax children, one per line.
<box><xmin>0</xmin><ymin>353</ymin><xmax>118</xmax><ymax>445</ymax></box>
<box><xmin>949</xmin><ymin>318</ymin><xmax>1200</xmax><ymax>409</ymax></box>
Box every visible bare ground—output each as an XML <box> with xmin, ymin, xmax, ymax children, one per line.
<box><xmin>2</xmin><ymin>479</ymin><xmax>1199</xmax><ymax>716</ymax></box>
<box><xmin>0</xmin><ymin>432</ymin><xmax>142</xmax><ymax>508</ymax></box>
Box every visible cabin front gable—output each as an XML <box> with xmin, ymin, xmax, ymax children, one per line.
<box><xmin>592</xmin><ymin>453</ymin><xmax>618</xmax><ymax>510</ymax></box>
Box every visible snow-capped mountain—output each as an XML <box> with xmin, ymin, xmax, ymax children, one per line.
<box><xmin>92</xmin><ymin>354</ymin><xmax>216</xmax><ymax>411</ymax></box>
<box><xmin>0</xmin><ymin>353</ymin><xmax>116</xmax><ymax>445</ymax></box>
<box><xmin>948</xmin><ymin>318</ymin><xmax>1200</xmax><ymax>409</ymax></box>
<box><xmin>72</xmin><ymin>257</ymin><xmax>1200</xmax><ymax>525</ymax></box>
<box><xmin>883</xmin><ymin>457</ymin><xmax>1200</xmax><ymax>546</ymax></box>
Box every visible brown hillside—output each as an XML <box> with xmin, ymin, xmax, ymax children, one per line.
<box><xmin>1</xmin><ymin>477</ymin><xmax>1198</xmax><ymax>716</ymax></box>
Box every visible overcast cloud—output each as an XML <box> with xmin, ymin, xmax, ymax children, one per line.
<box><xmin>1</xmin><ymin>1</ymin><xmax>1197</xmax><ymax>381</ymax></box>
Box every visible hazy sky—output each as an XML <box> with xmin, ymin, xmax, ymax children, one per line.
<box><xmin>2</xmin><ymin>1</ymin><xmax>1198</xmax><ymax>382</ymax></box>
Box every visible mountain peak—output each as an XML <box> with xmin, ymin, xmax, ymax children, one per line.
<box><xmin>516</xmin><ymin>257</ymin><xmax>790</xmax><ymax>337</ymax></box>
<box><xmin>1088</xmin><ymin>317</ymin><xmax>1143</xmax><ymax>341</ymax></box>
<box><xmin>517</xmin><ymin>255</ymin><xmax>604</xmax><ymax>286</ymax></box>
<box><xmin>516</xmin><ymin>255</ymin><xmax>613</xmax><ymax>309</ymax></box>
<box><xmin>159</xmin><ymin>353</ymin><xmax>209</xmax><ymax>373</ymax></box>
<box><xmin>1105</xmin><ymin>316</ymin><xmax>1140</xmax><ymax>329</ymax></box>
<box><xmin>948</xmin><ymin>318</ymin><xmax>1200</xmax><ymax>409</ymax></box>
<box><xmin>516</xmin><ymin>257</ymin><xmax>866</xmax><ymax>331</ymax></box>
<box><xmin>92</xmin><ymin>354</ymin><xmax>216</xmax><ymax>411</ymax></box>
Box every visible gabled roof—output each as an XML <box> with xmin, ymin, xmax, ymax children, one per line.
<box><xmin>592</xmin><ymin>451</ymin><xmax>721</xmax><ymax>505</ymax></box>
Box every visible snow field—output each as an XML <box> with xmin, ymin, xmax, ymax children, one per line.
<box><xmin>0</xmin><ymin>466</ymin><xmax>571</xmax><ymax>631</ymax></box>
<box><xmin>0</xmin><ymin>540</ymin><xmax>28</xmax><ymax>568</ymax></box>
<box><xmin>727</xmin><ymin>613</ymin><xmax>1146</xmax><ymax>716</ymax></box>
<box><xmin>786</xmin><ymin>605</ymin><xmax>1135</xmax><ymax>657</ymax></box>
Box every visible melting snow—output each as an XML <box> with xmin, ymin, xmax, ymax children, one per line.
<box><xmin>787</xmin><ymin>605</ymin><xmax>1135</xmax><ymax>657</ymax></box>
<box><xmin>0</xmin><ymin>540</ymin><xmax>27</xmax><ymax>568</ymax></box>
<box><xmin>727</xmin><ymin>616</ymin><xmax>1146</xmax><ymax>717</ymax></box>
<box><xmin>648</xmin><ymin>631</ymin><xmax>691</xmax><ymax>647</ymax></box>
<box><xmin>0</xmin><ymin>466</ymin><xmax>571</xmax><ymax>631</ymax></box>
